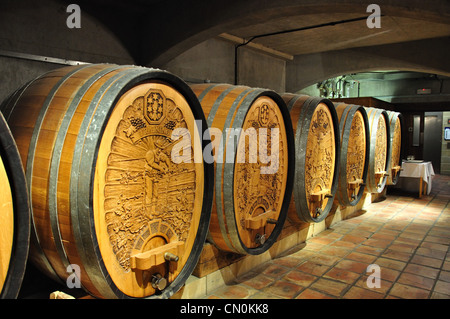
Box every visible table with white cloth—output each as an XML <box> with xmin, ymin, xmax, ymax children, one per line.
<box><xmin>396</xmin><ymin>161</ymin><xmax>435</xmax><ymax>198</ymax></box>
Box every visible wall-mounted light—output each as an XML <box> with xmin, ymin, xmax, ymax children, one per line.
<box><xmin>413</xmin><ymin>115</ymin><xmax>420</xmax><ymax>146</ymax></box>
<box><xmin>416</xmin><ymin>88</ymin><xmax>431</xmax><ymax>95</ymax></box>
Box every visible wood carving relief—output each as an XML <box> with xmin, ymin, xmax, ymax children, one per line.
<box><xmin>103</xmin><ymin>88</ymin><xmax>197</xmax><ymax>271</ymax></box>
<box><xmin>345</xmin><ymin>111</ymin><xmax>366</xmax><ymax>198</ymax></box>
<box><xmin>374</xmin><ymin>116</ymin><xmax>387</xmax><ymax>175</ymax></box>
<box><xmin>233</xmin><ymin>97</ymin><xmax>287</xmax><ymax>247</ymax></box>
<box><xmin>391</xmin><ymin>118</ymin><xmax>401</xmax><ymax>168</ymax></box>
<box><xmin>304</xmin><ymin>104</ymin><xmax>335</xmax><ymax>217</ymax></box>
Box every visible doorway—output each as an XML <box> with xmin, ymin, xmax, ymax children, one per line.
<box><xmin>423</xmin><ymin>112</ymin><xmax>442</xmax><ymax>174</ymax></box>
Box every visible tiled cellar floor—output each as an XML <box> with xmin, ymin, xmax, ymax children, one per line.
<box><xmin>203</xmin><ymin>175</ymin><xmax>450</xmax><ymax>299</ymax></box>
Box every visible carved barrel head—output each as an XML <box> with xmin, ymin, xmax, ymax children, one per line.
<box><xmin>94</xmin><ymin>82</ymin><xmax>207</xmax><ymax>297</ymax></box>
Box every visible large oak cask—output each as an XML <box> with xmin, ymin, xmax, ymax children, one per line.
<box><xmin>364</xmin><ymin>107</ymin><xmax>391</xmax><ymax>193</ymax></box>
<box><xmin>0</xmin><ymin>64</ymin><xmax>213</xmax><ymax>299</ymax></box>
<box><xmin>191</xmin><ymin>84</ymin><xmax>294</xmax><ymax>255</ymax></box>
<box><xmin>333</xmin><ymin>103</ymin><xmax>370</xmax><ymax>207</ymax></box>
<box><xmin>0</xmin><ymin>112</ymin><xmax>31</xmax><ymax>299</ymax></box>
<box><xmin>282</xmin><ymin>94</ymin><xmax>340</xmax><ymax>223</ymax></box>
<box><xmin>386</xmin><ymin>111</ymin><xmax>403</xmax><ymax>186</ymax></box>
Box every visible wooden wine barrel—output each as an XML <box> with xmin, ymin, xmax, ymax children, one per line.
<box><xmin>0</xmin><ymin>112</ymin><xmax>31</xmax><ymax>299</ymax></box>
<box><xmin>386</xmin><ymin>111</ymin><xmax>403</xmax><ymax>185</ymax></box>
<box><xmin>190</xmin><ymin>84</ymin><xmax>294</xmax><ymax>255</ymax></box>
<box><xmin>282</xmin><ymin>94</ymin><xmax>340</xmax><ymax>223</ymax></box>
<box><xmin>0</xmin><ymin>64</ymin><xmax>214</xmax><ymax>299</ymax></box>
<box><xmin>364</xmin><ymin>107</ymin><xmax>391</xmax><ymax>193</ymax></box>
<box><xmin>333</xmin><ymin>103</ymin><xmax>370</xmax><ymax>207</ymax></box>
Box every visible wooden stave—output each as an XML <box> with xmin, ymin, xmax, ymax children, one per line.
<box><xmin>1</xmin><ymin>64</ymin><xmax>120</xmax><ymax>297</ymax></box>
<box><xmin>0</xmin><ymin>64</ymin><xmax>214</xmax><ymax>299</ymax></box>
<box><xmin>386</xmin><ymin>111</ymin><xmax>403</xmax><ymax>186</ymax></box>
<box><xmin>191</xmin><ymin>83</ymin><xmax>295</xmax><ymax>255</ymax></box>
<box><xmin>0</xmin><ymin>112</ymin><xmax>31</xmax><ymax>299</ymax></box>
<box><xmin>51</xmin><ymin>65</ymin><xmax>127</xmax><ymax>296</ymax></box>
<box><xmin>364</xmin><ymin>107</ymin><xmax>391</xmax><ymax>194</ymax></box>
<box><xmin>0</xmin><ymin>65</ymin><xmax>85</xmax><ymax>286</ymax></box>
<box><xmin>282</xmin><ymin>94</ymin><xmax>340</xmax><ymax>223</ymax></box>
<box><xmin>333</xmin><ymin>103</ymin><xmax>370</xmax><ymax>207</ymax></box>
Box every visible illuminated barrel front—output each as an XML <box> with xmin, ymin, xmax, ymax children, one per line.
<box><xmin>333</xmin><ymin>103</ymin><xmax>370</xmax><ymax>207</ymax></box>
<box><xmin>386</xmin><ymin>111</ymin><xmax>403</xmax><ymax>185</ymax></box>
<box><xmin>364</xmin><ymin>107</ymin><xmax>391</xmax><ymax>193</ymax></box>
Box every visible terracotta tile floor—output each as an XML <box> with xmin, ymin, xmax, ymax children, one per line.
<box><xmin>204</xmin><ymin>174</ymin><xmax>450</xmax><ymax>299</ymax></box>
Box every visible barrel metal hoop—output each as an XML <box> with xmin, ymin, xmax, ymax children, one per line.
<box><xmin>386</xmin><ymin>111</ymin><xmax>402</xmax><ymax>185</ymax></box>
<box><xmin>0</xmin><ymin>83</ymin><xmax>31</xmax><ymax>122</ymax></box>
<box><xmin>48</xmin><ymin>65</ymin><xmax>125</xmax><ymax>281</ymax></box>
<box><xmin>357</xmin><ymin>106</ymin><xmax>371</xmax><ymax>203</ymax></box>
<box><xmin>0</xmin><ymin>114</ymin><xmax>31</xmax><ymax>298</ymax></box>
<box><xmin>158</xmin><ymin>74</ymin><xmax>214</xmax><ymax>299</ymax></box>
<box><xmin>365</xmin><ymin>107</ymin><xmax>391</xmax><ymax>193</ymax></box>
<box><xmin>382</xmin><ymin>110</ymin><xmax>392</xmax><ymax>191</ymax></box>
<box><xmin>293</xmin><ymin>97</ymin><xmax>316</xmax><ymax>222</ymax></box>
<box><xmin>202</xmin><ymin>85</ymin><xmax>251</xmax><ymax>252</ymax></box>
<box><xmin>195</xmin><ymin>83</ymin><xmax>220</xmax><ymax>108</ymax></box>
<box><xmin>286</xmin><ymin>94</ymin><xmax>307</xmax><ymax>112</ymax></box>
<box><xmin>206</xmin><ymin>85</ymin><xmax>240</xmax><ymax>127</ymax></box>
<box><xmin>366</xmin><ymin>107</ymin><xmax>376</xmax><ymax>193</ymax></box>
<box><xmin>336</xmin><ymin>104</ymin><xmax>357</xmax><ymax>206</ymax></box>
<box><xmin>25</xmin><ymin>64</ymin><xmax>90</xmax><ymax>283</ymax></box>
<box><xmin>335</xmin><ymin>104</ymin><xmax>369</xmax><ymax>206</ymax></box>
<box><xmin>0</xmin><ymin>65</ymin><xmax>62</xmax><ymax>121</ymax></box>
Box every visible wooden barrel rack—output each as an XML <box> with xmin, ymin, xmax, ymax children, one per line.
<box><xmin>364</xmin><ymin>107</ymin><xmax>391</xmax><ymax>194</ymax></box>
<box><xmin>0</xmin><ymin>112</ymin><xmax>31</xmax><ymax>299</ymax></box>
<box><xmin>333</xmin><ymin>103</ymin><xmax>370</xmax><ymax>207</ymax></box>
<box><xmin>191</xmin><ymin>83</ymin><xmax>294</xmax><ymax>255</ymax></box>
<box><xmin>0</xmin><ymin>64</ymin><xmax>214</xmax><ymax>299</ymax></box>
<box><xmin>282</xmin><ymin>94</ymin><xmax>340</xmax><ymax>223</ymax></box>
<box><xmin>386</xmin><ymin>111</ymin><xmax>403</xmax><ymax>186</ymax></box>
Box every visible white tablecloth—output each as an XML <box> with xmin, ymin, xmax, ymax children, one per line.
<box><xmin>399</xmin><ymin>161</ymin><xmax>435</xmax><ymax>194</ymax></box>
